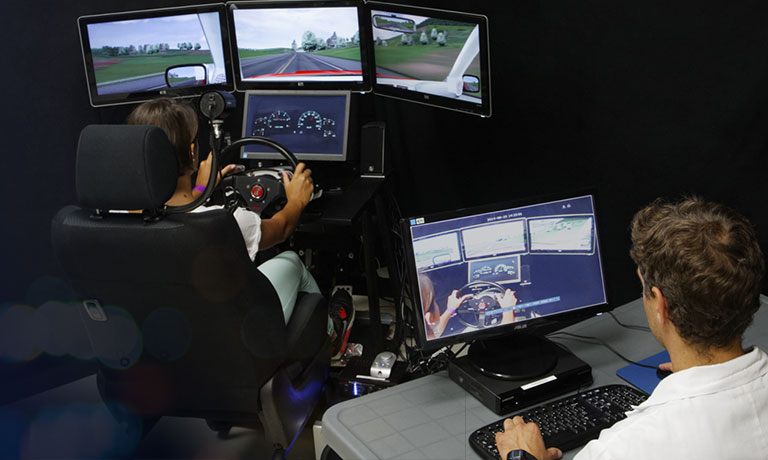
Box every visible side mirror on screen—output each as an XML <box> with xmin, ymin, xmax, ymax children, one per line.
<box><xmin>372</xmin><ymin>14</ymin><xmax>416</xmax><ymax>33</ymax></box>
<box><xmin>463</xmin><ymin>75</ymin><xmax>480</xmax><ymax>93</ymax></box>
<box><xmin>165</xmin><ymin>64</ymin><xmax>208</xmax><ymax>89</ymax></box>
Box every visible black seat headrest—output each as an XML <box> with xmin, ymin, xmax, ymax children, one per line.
<box><xmin>76</xmin><ymin>125</ymin><xmax>178</xmax><ymax>211</ymax></box>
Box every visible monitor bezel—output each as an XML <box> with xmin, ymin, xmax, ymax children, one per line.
<box><xmin>240</xmin><ymin>89</ymin><xmax>351</xmax><ymax>162</ymax></box>
<box><xmin>78</xmin><ymin>3</ymin><xmax>235</xmax><ymax>108</ymax></box>
<box><xmin>401</xmin><ymin>190</ymin><xmax>611</xmax><ymax>351</ymax></box>
<box><xmin>365</xmin><ymin>1</ymin><xmax>492</xmax><ymax>117</ymax></box>
<box><xmin>227</xmin><ymin>0</ymin><xmax>373</xmax><ymax>92</ymax></box>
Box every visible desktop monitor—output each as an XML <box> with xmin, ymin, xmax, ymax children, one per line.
<box><xmin>366</xmin><ymin>2</ymin><xmax>492</xmax><ymax>117</ymax></box>
<box><xmin>401</xmin><ymin>191</ymin><xmax>609</xmax><ymax>378</ymax></box>
<box><xmin>78</xmin><ymin>4</ymin><xmax>235</xmax><ymax>107</ymax></box>
<box><xmin>240</xmin><ymin>90</ymin><xmax>350</xmax><ymax>162</ymax></box>
<box><xmin>228</xmin><ymin>1</ymin><xmax>371</xmax><ymax>91</ymax></box>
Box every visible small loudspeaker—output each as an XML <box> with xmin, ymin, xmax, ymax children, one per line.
<box><xmin>360</xmin><ymin>121</ymin><xmax>388</xmax><ymax>177</ymax></box>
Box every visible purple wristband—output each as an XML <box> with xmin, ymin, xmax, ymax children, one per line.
<box><xmin>193</xmin><ymin>185</ymin><xmax>206</xmax><ymax>194</ymax></box>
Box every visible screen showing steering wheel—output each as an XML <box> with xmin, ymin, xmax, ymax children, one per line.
<box><xmin>410</xmin><ymin>194</ymin><xmax>607</xmax><ymax>341</ymax></box>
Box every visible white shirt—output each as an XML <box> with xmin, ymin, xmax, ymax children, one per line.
<box><xmin>575</xmin><ymin>347</ymin><xmax>768</xmax><ymax>460</ymax></box>
<box><xmin>192</xmin><ymin>205</ymin><xmax>262</xmax><ymax>261</ymax></box>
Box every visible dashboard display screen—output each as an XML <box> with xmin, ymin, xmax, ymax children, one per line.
<box><xmin>240</xmin><ymin>91</ymin><xmax>349</xmax><ymax>162</ymax></box>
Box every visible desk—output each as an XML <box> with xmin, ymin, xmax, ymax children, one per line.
<box><xmin>321</xmin><ymin>296</ymin><xmax>768</xmax><ymax>459</ymax></box>
<box><xmin>305</xmin><ymin>177</ymin><xmax>386</xmax><ymax>225</ymax></box>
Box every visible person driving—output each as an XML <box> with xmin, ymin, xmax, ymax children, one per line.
<box><xmin>126</xmin><ymin>97</ymin><xmax>353</xmax><ymax>356</ymax></box>
<box><xmin>495</xmin><ymin>197</ymin><xmax>768</xmax><ymax>460</ymax></box>
<box><xmin>418</xmin><ymin>274</ymin><xmax>517</xmax><ymax>339</ymax></box>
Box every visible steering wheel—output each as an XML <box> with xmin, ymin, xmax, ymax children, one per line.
<box><xmin>218</xmin><ymin>137</ymin><xmax>298</xmax><ymax>217</ymax></box>
<box><xmin>454</xmin><ymin>280</ymin><xmax>507</xmax><ymax>329</ymax></box>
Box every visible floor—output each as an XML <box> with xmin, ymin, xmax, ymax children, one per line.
<box><xmin>0</xmin><ymin>299</ymin><xmax>394</xmax><ymax>459</ymax></box>
<box><xmin>1</xmin><ymin>371</ymin><xmax>330</xmax><ymax>459</ymax></box>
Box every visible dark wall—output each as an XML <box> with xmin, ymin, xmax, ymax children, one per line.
<box><xmin>375</xmin><ymin>0</ymin><xmax>768</xmax><ymax>305</ymax></box>
<box><xmin>3</xmin><ymin>0</ymin><xmax>768</xmax><ymax>313</ymax></box>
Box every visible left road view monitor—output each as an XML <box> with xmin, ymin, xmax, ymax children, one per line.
<box><xmin>79</xmin><ymin>3</ymin><xmax>234</xmax><ymax>107</ymax></box>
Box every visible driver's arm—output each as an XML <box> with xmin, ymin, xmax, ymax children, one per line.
<box><xmin>434</xmin><ymin>291</ymin><xmax>471</xmax><ymax>336</ymax></box>
<box><xmin>192</xmin><ymin>153</ymin><xmax>241</xmax><ymax>199</ymax></box>
<box><xmin>259</xmin><ymin>163</ymin><xmax>313</xmax><ymax>250</ymax></box>
<box><xmin>499</xmin><ymin>289</ymin><xmax>518</xmax><ymax>324</ymax></box>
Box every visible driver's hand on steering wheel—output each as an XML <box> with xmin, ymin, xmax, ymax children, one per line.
<box><xmin>283</xmin><ymin>162</ymin><xmax>314</xmax><ymax>210</ymax></box>
<box><xmin>196</xmin><ymin>152</ymin><xmax>242</xmax><ymax>189</ymax></box>
<box><xmin>498</xmin><ymin>289</ymin><xmax>518</xmax><ymax>324</ymax></box>
<box><xmin>497</xmin><ymin>289</ymin><xmax>518</xmax><ymax>308</ymax></box>
<box><xmin>446</xmin><ymin>290</ymin><xmax>473</xmax><ymax>315</ymax></box>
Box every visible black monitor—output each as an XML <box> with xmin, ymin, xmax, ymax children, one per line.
<box><xmin>240</xmin><ymin>90</ymin><xmax>350</xmax><ymax>162</ymax></box>
<box><xmin>366</xmin><ymin>2</ymin><xmax>492</xmax><ymax>117</ymax></box>
<box><xmin>78</xmin><ymin>4</ymin><xmax>235</xmax><ymax>107</ymax></box>
<box><xmin>401</xmin><ymin>191</ymin><xmax>609</xmax><ymax>378</ymax></box>
<box><xmin>228</xmin><ymin>0</ymin><xmax>371</xmax><ymax>92</ymax></box>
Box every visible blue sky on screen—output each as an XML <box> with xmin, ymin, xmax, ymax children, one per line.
<box><xmin>87</xmin><ymin>13</ymin><xmax>214</xmax><ymax>50</ymax></box>
<box><xmin>233</xmin><ymin>7</ymin><xmax>359</xmax><ymax>50</ymax></box>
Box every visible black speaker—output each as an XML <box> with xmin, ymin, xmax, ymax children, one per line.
<box><xmin>360</xmin><ymin>121</ymin><xmax>388</xmax><ymax>177</ymax></box>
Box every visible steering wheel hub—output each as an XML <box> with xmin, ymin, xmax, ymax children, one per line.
<box><xmin>218</xmin><ymin>138</ymin><xmax>298</xmax><ymax>217</ymax></box>
<box><xmin>455</xmin><ymin>280</ymin><xmax>507</xmax><ymax>329</ymax></box>
<box><xmin>250</xmin><ymin>184</ymin><xmax>265</xmax><ymax>200</ymax></box>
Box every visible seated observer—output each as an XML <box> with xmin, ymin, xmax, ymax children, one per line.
<box><xmin>126</xmin><ymin>98</ymin><xmax>351</xmax><ymax>355</ymax></box>
<box><xmin>496</xmin><ymin>197</ymin><xmax>768</xmax><ymax>460</ymax></box>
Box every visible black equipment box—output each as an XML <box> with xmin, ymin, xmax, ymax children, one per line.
<box><xmin>448</xmin><ymin>346</ymin><xmax>593</xmax><ymax>415</ymax></box>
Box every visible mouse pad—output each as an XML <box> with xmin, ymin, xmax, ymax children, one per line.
<box><xmin>616</xmin><ymin>349</ymin><xmax>670</xmax><ymax>395</ymax></box>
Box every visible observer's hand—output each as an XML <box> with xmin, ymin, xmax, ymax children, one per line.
<box><xmin>495</xmin><ymin>417</ymin><xmax>562</xmax><ymax>460</ymax></box>
<box><xmin>659</xmin><ymin>362</ymin><xmax>673</xmax><ymax>372</ymax></box>
<box><xmin>283</xmin><ymin>162</ymin><xmax>314</xmax><ymax>210</ymax></box>
<box><xmin>446</xmin><ymin>290</ymin><xmax>472</xmax><ymax>314</ymax></box>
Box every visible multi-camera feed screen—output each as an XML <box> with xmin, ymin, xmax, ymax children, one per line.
<box><xmin>85</xmin><ymin>11</ymin><xmax>227</xmax><ymax>96</ymax></box>
<box><xmin>241</xmin><ymin>93</ymin><xmax>347</xmax><ymax>159</ymax></box>
<box><xmin>232</xmin><ymin>7</ymin><xmax>363</xmax><ymax>82</ymax></box>
<box><xmin>370</xmin><ymin>8</ymin><xmax>483</xmax><ymax>103</ymax></box>
<box><xmin>529</xmin><ymin>216</ymin><xmax>595</xmax><ymax>253</ymax></box>
<box><xmin>461</xmin><ymin>220</ymin><xmax>526</xmax><ymax>259</ymax></box>
<box><xmin>408</xmin><ymin>195</ymin><xmax>607</xmax><ymax>341</ymax></box>
<box><xmin>413</xmin><ymin>232</ymin><xmax>462</xmax><ymax>271</ymax></box>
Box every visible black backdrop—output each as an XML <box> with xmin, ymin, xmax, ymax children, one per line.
<box><xmin>3</xmin><ymin>0</ymin><xmax>768</xmax><ymax>321</ymax></box>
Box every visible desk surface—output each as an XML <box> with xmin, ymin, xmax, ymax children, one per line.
<box><xmin>304</xmin><ymin>176</ymin><xmax>385</xmax><ymax>225</ymax></box>
<box><xmin>322</xmin><ymin>296</ymin><xmax>768</xmax><ymax>460</ymax></box>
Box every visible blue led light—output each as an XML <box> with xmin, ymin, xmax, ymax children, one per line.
<box><xmin>352</xmin><ymin>382</ymin><xmax>362</xmax><ymax>396</ymax></box>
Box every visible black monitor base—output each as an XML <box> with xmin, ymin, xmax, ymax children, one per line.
<box><xmin>467</xmin><ymin>333</ymin><xmax>560</xmax><ymax>380</ymax></box>
<box><xmin>448</xmin><ymin>336</ymin><xmax>592</xmax><ymax>415</ymax></box>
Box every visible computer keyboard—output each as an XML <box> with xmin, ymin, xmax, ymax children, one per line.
<box><xmin>469</xmin><ymin>384</ymin><xmax>648</xmax><ymax>459</ymax></box>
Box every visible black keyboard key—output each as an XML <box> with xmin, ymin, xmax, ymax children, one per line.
<box><xmin>469</xmin><ymin>384</ymin><xmax>648</xmax><ymax>460</ymax></box>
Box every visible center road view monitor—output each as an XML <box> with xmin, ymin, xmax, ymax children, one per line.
<box><xmin>228</xmin><ymin>0</ymin><xmax>371</xmax><ymax>91</ymax></box>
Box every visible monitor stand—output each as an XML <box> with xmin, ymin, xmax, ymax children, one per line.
<box><xmin>448</xmin><ymin>333</ymin><xmax>592</xmax><ymax>415</ymax></box>
<box><xmin>467</xmin><ymin>333</ymin><xmax>560</xmax><ymax>381</ymax></box>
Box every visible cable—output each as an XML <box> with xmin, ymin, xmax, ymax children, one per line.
<box><xmin>453</xmin><ymin>342</ymin><xmax>469</xmax><ymax>357</ymax></box>
<box><xmin>608</xmin><ymin>312</ymin><xmax>651</xmax><ymax>332</ymax></box>
<box><xmin>548</xmin><ymin>331</ymin><xmax>659</xmax><ymax>370</ymax></box>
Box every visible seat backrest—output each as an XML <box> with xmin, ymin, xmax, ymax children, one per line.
<box><xmin>51</xmin><ymin>125</ymin><xmax>289</xmax><ymax>416</ymax></box>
